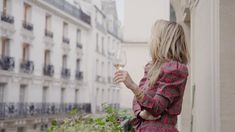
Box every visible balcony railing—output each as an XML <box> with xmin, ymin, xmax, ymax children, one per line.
<box><xmin>0</xmin><ymin>103</ymin><xmax>91</xmax><ymax>120</ymax></box>
<box><xmin>96</xmin><ymin>75</ymin><xmax>105</xmax><ymax>83</ymax></box>
<box><xmin>20</xmin><ymin>60</ymin><xmax>34</xmax><ymax>74</ymax></box>
<box><xmin>76</xmin><ymin>42</ymin><xmax>83</xmax><ymax>49</ymax></box>
<box><xmin>62</xmin><ymin>37</ymin><xmax>70</xmax><ymax>44</ymax></box>
<box><xmin>75</xmin><ymin>71</ymin><xmax>83</xmax><ymax>80</ymax></box>
<box><xmin>44</xmin><ymin>0</ymin><xmax>91</xmax><ymax>25</ymax></box>
<box><xmin>61</xmin><ymin>68</ymin><xmax>71</xmax><ymax>79</ymax></box>
<box><xmin>43</xmin><ymin>64</ymin><xmax>54</xmax><ymax>77</ymax></box>
<box><xmin>45</xmin><ymin>29</ymin><xmax>54</xmax><ymax>38</ymax></box>
<box><xmin>0</xmin><ymin>56</ymin><xmax>15</xmax><ymax>71</ymax></box>
<box><xmin>22</xmin><ymin>20</ymin><xmax>34</xmax><ymax>31</ymax></box>
<box><xmin>1</xmin><ymin>12</ymin><xmax>14</xmax><ymax>24</ymax></box>
<box><xmin>108</xmin><ymin>76</ymin><xmax>112</xmax><ymax>83</ymax></box>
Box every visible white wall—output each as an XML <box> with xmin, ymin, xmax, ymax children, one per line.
<box><xmin>123</xmin><ymin>0</ymin><xmax>170</xmax><ymax>42</ymax></box>
<box><xmin>121</xmin><ymin>0</ymin><xmax>170</xmax><ymax>109</ymax></box>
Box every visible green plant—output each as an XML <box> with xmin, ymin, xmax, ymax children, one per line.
<box><xmin>46</xmin><ymin>104</ymin><xmax>133</xmax><ymax>132</ymax></box>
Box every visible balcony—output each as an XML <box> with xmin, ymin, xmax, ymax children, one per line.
<box><xmin>20</xmin><ymin>60</ymin><xmax>34</xmax><ymax>74</ymax></box>
<box><xmin>0</xmin><ymin>56</ymin><xmax>15</xmax><ymax>71</ymax></box>
<box><xmin>43</xmin><ymin>64</ymin><xmax>54</xmax><ymax>77</ymax></box>
<box><xmin>43</xmin><ymin>0</ymin><xmax>91</xmax><ymax>25</ymax></box>
<box><xmin>76</xmin><ymin>42</ymin><xmax>83</xmax><ymax>49</ymax></box>
<box><xmin>0</xmin><ymin>12</ymin><xmax>15</xmax><ymax>37</ymax></box>
<box><xmin>1</xmin><ymin>12</ymin><xmax>14</xmax><ymax>24</ymax></box>
<box><xmin>45</xmin><ymin>29</ymin><xmax>53</xmax><ymax>39</ymax></box>
<box><xmin>0</xmin><ymin>102</ymin><xmax>91</xmax><ymax>120</ymax></box>
<box><xmin>96</xmin><ymin>75</ymin><xmax>105</xmax><ymax>83</ymax></box>
<box><xmin>61</xmin><ymin>68</ymin><xmax>71</xmax><ymax>79</ymax></box>
<box><xmin>62</xmin><ymin>36</ymin><xmax>70</xmax><ymax>44</ymax></box>
<box><xmin>75</xmin><ymin>71</ymin><xmax>83</xmax><ymax>81</ymax></box>
<box><xmin>22</xmin><ymin>21</ymin><xmax>34</xmax><ymax>31</ymax></box>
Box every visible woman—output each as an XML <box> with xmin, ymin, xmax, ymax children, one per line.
<box><xmin>114</xmin><ymin>20</ymin><xmax>189</xmax><ymax>132</ymax></box>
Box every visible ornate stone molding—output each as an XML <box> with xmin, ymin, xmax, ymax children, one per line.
<box><xmin>20</xmin><ymin>28</ymin><xmax>35</xmax><ymax>44</ymax></box>
<box><xmin>0</xmin><ymin>21</ymin><xmax>16</xmax><ymax>39</ymax></box>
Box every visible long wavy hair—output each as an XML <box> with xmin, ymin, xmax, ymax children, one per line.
<box><xmin>148</xmin><ymin>20</ymin><xmax>189</xmax><ymax>87</ymax></box>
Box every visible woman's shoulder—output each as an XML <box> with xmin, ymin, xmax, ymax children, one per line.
<box><xmin>161</xmin><ymin>60</ymin><xmax>188</xmax><ymax>76</ymax></box>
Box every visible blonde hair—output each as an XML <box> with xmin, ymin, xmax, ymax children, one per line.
<box><xmin>148</xmin><ymin>20</ymin><xmax>189</xmax><ymax>87</ymax></box>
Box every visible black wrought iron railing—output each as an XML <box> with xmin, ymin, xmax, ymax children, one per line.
<box><xmin>62</xmin><ymin>36</ymin><xmax>70</xmax><ymax>44</ymax></box>
<box><xmin>0</xmin><ymin>12</ymin><xmax>14</xmax><ymax>24</ymax></box>
<box><xmin>76</xmin><ymin>42</ymin><xmax>83</xmax><ymax>49</ymax></box>
<box><xmin>0</xmin><ymin>56</ymin><xmax>15</xmax><ymax>71</ymax></box>
<box><xmin>43</xmin><ymin>64</ymin><xmax>54</xmax><ymax>77</ymax></box>
<box><xmin>22</xmin><ymin>20</ymin><xmax>33</xmax><ymax>31</ymax></box>
<box><xmin>0</xmin><ymin>103</ymin><xmax>91</xmax><ymax>120</ymax></box>
<box><xmin>75</xmin><ymin>71</ymin><xmax>83</xmax><ymax>80</ymax></box>
<box><xmin>61</xmin><ymin>68</ymin><xmax>71</xmax><ymax>79</ymax></box>
<box><xmin>20</xmin><ymin>60</ymin><xmax>34</xmax><ymax>74</ymax></box>
<box><xmin>44</xmin><ymin>0</ymin><xmax>91</xmax><ymax>25</ymax></box>
<box><xmin>45</xmin><ymin>29</ymin><xmax>54</xmax><ymax>38</ymax></box>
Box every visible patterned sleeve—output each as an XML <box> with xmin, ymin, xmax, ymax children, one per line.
<box><xmin>137</xmin><ymin>62</ymin><xmax>188</xmax><ymax>117</ymax></box>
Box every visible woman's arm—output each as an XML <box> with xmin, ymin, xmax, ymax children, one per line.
<box><xmin>115</xmin><ymin>62</ymin><xmax>188</xmax><ymax>117</ymax></box>
<box><xmin>131</xmin><ymin>66</ymin><xmax>188</xmax><ymax>117</ymax></box>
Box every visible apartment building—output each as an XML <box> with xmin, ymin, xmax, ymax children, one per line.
<box><xmin>0</xmin><ymin>0</ymin><xmax>121</xmax><ymax>131</ymax></box>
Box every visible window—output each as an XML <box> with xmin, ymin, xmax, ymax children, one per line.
<box><xmin>23</xmin><ymin>3</ymin><xmax>31</xmax><ymax>22</ymax></box>
<box><xmin>101</xmin><ymin>37</ymin><xmax>104</xmax><ymax>54</ymax></box>
<box><xmin>1</xmin><ymin>38</ymin><xmax>10</xmax><ymax>57</ymax></box>
<box><xmin>63</xmin><ymin>22</ymin><xmax>68</xmax><ymax>38</ymax></box>
<box><xmin>45</xmin><ymin>15</ymin><xmax>52</xmax><ymax>31</ymax></box>
<box><xmin>2</xmin><ymin>0</ymin><xmax>7</xmax><ymax>14</ymax></box>
<box><xmin>76</xmin><ymin>29</ymin><xmax>81</xmax><ymax>43</ymax></box>
<box><xmin>22</xmin><ymin>44</ymin><xmax>30</xmax><ymax>61</ymax></box>
<box><xmin>101</xmin><ymin>62</ymin><xmax>104</xmax><ymax>76</ymax></box>
<box><xmin>42</xmin><ymin>86</ymin><xmax>48</xmax><ymax>103</ymax></box>
<box><xmin>75</xmin><ymin>89</ymin><xmax>79</xmax><ymax>103</ymax></box>
<box><xmin>96</xmin><ymin>59</ymin><xmax>99</xmax><ymax>75</ymax></box>
<box><xmin>17</xmin><ymin>127</ymin><xmax>25</xmax><ymax>132</ymax></box>
<box><xmin>107</xmin><ymin>89</ymin><xmax>110</xmax><ymax>104</ymax></box>
<box><xmin>101</xmin><ymin>89</ymin><xmax>104</xmax><ymax>104</ymax></box>
<box><xmin>62</xmin><ymin>55</ymin><xmax>67</xmax><ymax>68</ymax></box>
<box><xmin>0</xmin><ymin>83</ymin><xmax>6</xmax><ymax>103</ymax></box>
<box><xmin>96</xmin><ymin>33</ymin><xmax>99</xmax><ymax>52</ymax></box>
<box><xmin>44</xmin><ymin>50</ymin><xmax>50</xmax><ymax>65</ymax></box>
<box><xmin>76</xmin><ymin>59</ymin><xmax>80</xmax><ymax>71</ymax></box>
<box><xmin>19</xmin><ymin>85</ymin><xmax>27</xmax><ymax>103</ymax></box>
<box><xmin>60</xmin><ymin>88</ymin><xmax>65</xmax><ymax>104</ymax></box>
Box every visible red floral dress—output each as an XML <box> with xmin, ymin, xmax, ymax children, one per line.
<box><xmin>131</xmin><ymin>60</ymin><xmax>188</xmax><ymax>132</ymax></box>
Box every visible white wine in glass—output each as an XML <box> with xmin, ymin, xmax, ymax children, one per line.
<box><xmin>112</xmin><ymin>49</ymin><xmax>127</xmax><ymax>71</ymax></box>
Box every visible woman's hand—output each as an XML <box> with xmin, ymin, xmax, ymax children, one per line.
<box><xmin>114</xmin><ymin>70</ymin><xmax>138</xmax><ymax>90</ymax></box>
<box><xmin>139</xmin><ymin>110</ymin><xmax>161</xmax><ymax>120</ymax></box>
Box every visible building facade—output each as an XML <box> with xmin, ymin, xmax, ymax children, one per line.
<box><xmin>171</xmin><ymin>0</ymin><xmax>235</xmax><ymax>131</ymax></box>
<box><xmin>0</xmin><ymin>0</ymin><xmax>121</xmax><ymax>131</ymax></box>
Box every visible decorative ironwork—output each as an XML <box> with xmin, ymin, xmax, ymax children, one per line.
<box><xmin>62</xmin><ymin>37</ymin><xmax>70</xmax><ymax>44</ymax></box>
<box><xmin>45</xmin><ymin>29</ymin><xmax>53</xmax><ymax>38</ymax></box>
<box><xmin>0</xmin><ymin>103</ymin><xmax>91</xmax><ymax>120</ymax></box>
<box><xmin>1</xmin><ymin>12</ymin><xmax>14</xmax><ymax>24</ymax></box>
<box><xmin>22</xmin><ymin>20</ymin><xmax>33</xmax><ymax>31</ymax></box>
<box><xmin>75</xmin><ymin>71</ymin><xmax>83</xmax><ymax>80</ymax></box>
<box><xmin>76</xmin><ymin>42</ymin><xmax>83</xmax><ymax>49</ymax></box>
<box><xmin>20</xmin><ymin>60</ymin><xmax>34</xmax><ymax>74</ymax></box>
<box><xmin>61</xmin><ymin>68</ymin><xmax>71</xmax><ymax>79</ymax></box>
<box><xmin>0</xmin><ymin>56</ymin><xmax>15</xmax><ymax>71</ymax></box>
<box><xmin>43</xmin><ymin>64</ymin><xmax>54</xmax><ymax>77</ymax></box>
<box><xmin>44</xmin><ymin>0</ymin><xmax>91</xmax><ymax>25</ymax></box>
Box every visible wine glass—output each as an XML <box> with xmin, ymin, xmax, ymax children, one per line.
<box><xmin>112</xmin><ymin>49</ymin><xmax>127</xmax><ymax>71</ymax></box>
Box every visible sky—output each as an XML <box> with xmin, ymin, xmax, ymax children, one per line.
<box><xmin>116</xmin><ymin>0</ymin><xmax>124</xmax><ymax>25</ymax></box>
